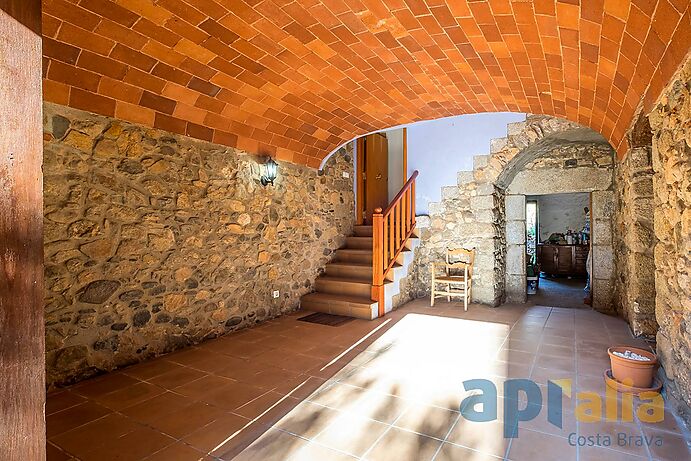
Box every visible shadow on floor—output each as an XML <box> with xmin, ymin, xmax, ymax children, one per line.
<box><xmin>528</xmin><ymin>275</ymin><xmax>589</xmax><ymax>309</ymax></box>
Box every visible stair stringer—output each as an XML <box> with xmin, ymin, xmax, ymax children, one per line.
<box><xmin>381</xmin><ymin>236</ymin><xmax>421</xmax><ymax>315</ymax></box>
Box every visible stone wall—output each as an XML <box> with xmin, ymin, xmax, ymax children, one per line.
<box><xmin>399</xmin><ymin>115</ymin><xmax>615</xmax><ymax>307</ymax></box>
<box><xmin>43</xmin><ymin>103</ymin><xmax>354</xmax><ymax>387</ymax></box>
<box><xmin>647</xmin><ymin>58</ymin><xmax>691</xmax><ymax>420</ymax></box>
<box><xmin>613</xmin><ymin>146</ymin><xmax>657</xmax><ymax>336</ymax></box>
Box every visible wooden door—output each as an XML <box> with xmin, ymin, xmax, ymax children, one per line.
<box><xmin>362</xmin><ymin>133</ymin><xmax>388</xmax><ymax>222</ymax></box>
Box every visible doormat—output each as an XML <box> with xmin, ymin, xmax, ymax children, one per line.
<box><xmin>298</xmin><ymin>312</ymin><xmax>354</xmax><ymax>327</ymax></box>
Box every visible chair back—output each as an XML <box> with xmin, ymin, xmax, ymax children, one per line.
<box><xmin>446</xmin><ymin>248</ymin><xmax>475</xmax><ymax>277</ymax></box>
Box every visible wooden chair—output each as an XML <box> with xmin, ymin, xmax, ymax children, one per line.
<box><xmin>430</xmin><ymin>248</ymin><xmax>475</xmax><ymax>310</ymax></box>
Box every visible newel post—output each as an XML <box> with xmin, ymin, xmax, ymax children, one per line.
<box><xmin>371</xmin><ymin>208</ymin><xmax>385</xmax><ymax>317</ymax></box>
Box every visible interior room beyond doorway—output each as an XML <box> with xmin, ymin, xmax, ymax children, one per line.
<box><xmin>526</xmin><ymin>192</ymin><xmax>591</xmax><ymax>309</ymax></box>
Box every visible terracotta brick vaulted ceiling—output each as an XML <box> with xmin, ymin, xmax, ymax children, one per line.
<box><xmin>42</xmin><ymin>0</ymin><xmax>691</xmax><ymax>167</ymax></box>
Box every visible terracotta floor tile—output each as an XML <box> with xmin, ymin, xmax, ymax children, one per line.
<box><xmin>276</xmin><ymin>400</ymin><xmax>341</xmax><ymax>439</ymax></box>
<box><xmin>287</xmin><ymin>442</ymin><xmax>357</xmax><ymax>460</ymax></box>
<box><xmin>243</xmin><ymin>366</ymin><xmax>302</xmax><ymax>390</ymax></box>
<box><xmin>535</xmin><ymin>354</ymin><xmax>576</xmax><ymax>373</ymax></box>
<box><xmin>51</xmin><ymin>413</ymin><xmax>141</xmax><ymax>457</ymax></box>
<box><xmin>71</xmin><ymin>372</ymin><xmax>140</xmax><ymax>399</ymax></box>
<box><xmin>182</xmin><ymin>413</ymin><xmax>251</xmax><ymax>453</ymax></box>
<box><xmin>122</xmin><ymin>359</ymin><xmax>182</xmax><ymax>381</ymax></box>
<box><xmin>578</xmin><ymin>445</ymin><xmax>648</xmax><ymax>461</ymax></box>
<box><xmin>578</xmin><ymin>420</ymin><xmax>650</xmax><ymax>457</ymax></box>
<box><xmin>149</xmin><ymin>365</ymin><xmax>207</xmax><ymax>389</ymax></box>
<box><xmin>173</xmin><ymin>374</ymin><xmax>234</xmax><ymax>399</ymax></box>
<box><xmin>641</xmin><ymin>426</ymin><xmax>691</xmax><ymax>460</ymax></box>
<box><xmin>274</xmin><ymin>375</ymin><xmax>326</xmax><ymax>398</ymax></box>
<box><xmin>200</xmin><ymin>382</ymin><xmax>266</xmax><ymax>411</ymax></box>
<box><xmin>434</xmin><ymin>442</ymin><xmax>503</xmax><ymax>461</ymax></box>
<box><xmin>446</xmin><ymin>419</ymin><xmax>511</xmax><ymax>458</ymax></box>
<box><xmin>46</xmin><ymin>390</ymin><xmax>86</xmax><ymax>415</ymax></box>
<box><xmin>506</xmin><ymin>427</ymin><xmax>576</xmax><ymax>460</ymax></box>
<box><xmin>366</xmin><ymin>427</ymin><xmax>441</xmax><ymax>461</ymax></box>
<box><xmin>345</xmin><ymin>390</ymin><xmax>407</xmax><ymax>424</ymax></box>
<box><xmin>93</xmin><ymin>381</ymin><xmax>165</xmax><ymax>411</ymax></box>
<box><xmin>314</xmin><ymin>412</ymin><xmax>389</xmax><ymax>457</ymax></box>
<box><xmin>307</xmin><ymin>382</ymin><xmax>367</xmax><ymax>410</ymax></box>
<box><xmin>227</xmin><ymin>428</ymin><xmax>308</xmax><ymax>461</ymax></box>
<box><xmin>46</xmin><ymin>442</ymin><xmax>74</xmax><ymax>461</ymax></box>
<box><xmin>46</xmin><ymin>401</ymin><xmax>112</xmax><ymax>438</ymax></box>
<box><xmin>150</xmin><ymin>402</ymin><xmax>225</xmax><ymax>439</ymax></box>
<box><xmin>394</xmin><ymin>403</ymin><xmax>459</xmax><ymax>439</ymax></box>
<box><xmin>185</xmin><ymin>353</ymin><xmax>248</xmax><ymax>374</ymax></box>
<box><xmin>233</xmin><ymin>391</ymin><xmax>295</xmax><ymax>419</ymax></box>
<box><xmin>640</xmin><ymin>407</ymin><xmax>689</xmax><ymax>434</ymax></box>
<box><xmin>143</xmin><ymin>442</ymin><xmax>206</xmax><ymax>461</ymax></box>
<box><xmin>212</xmin><ymin>338</ymin><xmax>272</xmax><ymax>358</ymax></box>
<box><xmin>121</xmin><ymin>391</ymin><xmax>193</xmax><ymax>424</ymax></box>
<box><xmin>79</xmin><ymin>426</ymin><xmax>175</xmax><ymax>461</ymax></box>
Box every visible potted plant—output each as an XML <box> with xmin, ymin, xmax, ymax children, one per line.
<box><xmin>607</xmin><ymin>346</ymin><xmax>658</xmax><ymax>389</ymax></box>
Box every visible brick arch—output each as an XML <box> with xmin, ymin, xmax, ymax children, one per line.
<box><xmin>42</xmin><ymin>1</ymin><xmax>691</xmax><ymax>167</ymax></box>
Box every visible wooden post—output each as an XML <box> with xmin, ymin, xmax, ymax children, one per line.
<box><xmin>0</xmin><ymin>1</ymin><xmax>45</xmax><ymax>459</ymax></box>
<box><xmin>371</xmin><ymin>208</ymin><xmax>385</xmax><ymax>317</ymax></box>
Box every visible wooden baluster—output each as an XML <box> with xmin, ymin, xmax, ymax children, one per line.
<box><xmin>411</xmin><ymin>179</ymin><xmax>416</xmax><ymax>227</ymax></box>
<box><xmin>389</xmin><ymin>212</ymin><xmax>394</xmax><ymax>266</ymax></box>
<box><xmin>405</xmin><ymin>187</ymin><xmax>410</xmax><ymax>235</ymax></box>
<box><xmin>402</xmin><ymin>192</ymin><xmax>407</xmax><ymax>237</ymax></box>
<box><xmin>408</xmin><ymin>188</ymin><xmax>412</xmax><ymax>231</ymax></box>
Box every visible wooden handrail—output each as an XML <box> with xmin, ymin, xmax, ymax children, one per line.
<box><xmin>381</xmin><ymin>170</ymin><xmax>419</xmax><ymax>217</ymax></box>
<box><xmin>371</xmin><ymin>170</ymin><xmax>418</xmax><ymax>317</ymax></box>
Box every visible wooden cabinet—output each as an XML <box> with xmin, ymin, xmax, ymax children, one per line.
<box><xmin>537</xmin><ymin>244</ymin><xmax>588</xmax><ymax>276</ymax></box>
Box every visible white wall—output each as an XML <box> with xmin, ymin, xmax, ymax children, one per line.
<box><xmin>387</xmin><ymin>128</ymin><xmax>405</xmax><ymax>202</ymax></box>
<box><xmin>406</xmin><ymin>112</ymin><xmax>525</xmax><ymax>215</ymax></box>
<box><xmin>528</xmin><ymin>192</ymin><xmax>590</xmax><ymax>241</ymax></box>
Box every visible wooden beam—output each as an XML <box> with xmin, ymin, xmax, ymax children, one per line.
<box><xmin>402</xmin><ymin>127</ymin><xmax>408</xmax><ymax>183</ymax></box>
<box><xmin>0</xmin><ymin>1</ymin><xmax>45</xmax><ymax>459</ymax></box>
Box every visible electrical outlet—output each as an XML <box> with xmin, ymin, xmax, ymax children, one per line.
<box><xmin>272</xmin><ymin>290</ymin><xmax>280</xmax><ymax>299</ymax></box>
<box><xmin>342</xmin><ymin>171</ymin><xmax>350</xmax><ymax>178</ymax></box>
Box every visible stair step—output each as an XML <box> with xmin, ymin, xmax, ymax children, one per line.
<box><xmin>335</xmin><ymin>249</ymin><xmax>372</xmax><ymax>264</ymax></box>
<box><xmin>315</xmin><ymin>276</ymin><xmax>372</xmax><ymax>297</ymax></box>
<box><xmin>325</xmin><ymin>262</ymin><xmax>372</xmax><ymax>280</ymax></box>
<box><xmin>353</xmin><ymin>225</ymin><xmax>373</xmax><ymax>237</ymax></box>
<box><xmin>345</xmin><ymin>236</ymin><xmax>372</xmax><ymax>249</ymax></box>
<box><xmin>300</xmin><ymin>292</ymin><xmax>376</xmax><ymax>320</ymax></box>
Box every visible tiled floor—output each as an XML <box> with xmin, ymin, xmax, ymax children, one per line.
<box><xmin>47</xmin><ymin>300</ymin><xmax>691</xmax><ymax>460</ymax></box>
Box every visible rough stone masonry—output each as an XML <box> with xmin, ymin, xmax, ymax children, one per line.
<box><xmin>43</xmin><ymin>103</ymin><xmax>354</xmax><ymax>387</ymax></box>
<box><xmin>647</xmin><ymin>57</ymin><xmax>691</xmax><ymax>422</ymax></box>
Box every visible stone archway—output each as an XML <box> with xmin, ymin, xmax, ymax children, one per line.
<box><xmin>488</xmin><ymin>120</ymin><xmax>616</xmax><ymax>310</ymax></box>
<box><xmin>402</xmin><ymin>114</ymin><xmax>617</xmax><ymax>310</ymax></box>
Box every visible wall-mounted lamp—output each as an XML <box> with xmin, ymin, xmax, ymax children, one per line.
<box><xmin>260</xmin><ymin>157</ymin><xmax>278</xmax><ymax>186</ymax></box>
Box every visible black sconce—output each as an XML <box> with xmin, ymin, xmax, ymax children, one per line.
<box><xmin>260</xmin><ymin>157</ymin><xmax>278</xmax><ymax>186</ymax></box>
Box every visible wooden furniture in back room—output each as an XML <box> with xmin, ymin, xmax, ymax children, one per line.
<box><xmin>537</xmin><ymin>244</ymin><xmax>589</xmax><ymax>276</ymax></box>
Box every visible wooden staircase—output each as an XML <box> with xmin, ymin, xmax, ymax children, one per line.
<box><xmin>301</xmin><ymin>225</ymin><xmax>378</xmax><ymax>319</ymax></box>
<box><xmin>300</xmin><ymin>171</ymin><xmax>420</xmax><ymax>320</ymax></box>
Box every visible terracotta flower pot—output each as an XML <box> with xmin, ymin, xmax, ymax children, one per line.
<box><xmin>607</xmin><ymin>346</ymin><xmax>658</xmax><ymax>389</ymax></box>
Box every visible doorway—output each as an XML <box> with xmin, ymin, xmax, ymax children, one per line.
<box><xmin>356</xmin><ymin>133</ymin><xmax>389</xmax><ymax>224</ymax></box>
<box><xmin>526</xmin><ymin>192</ymin><xmax>591</xmax><ymax>308</ymax></box>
